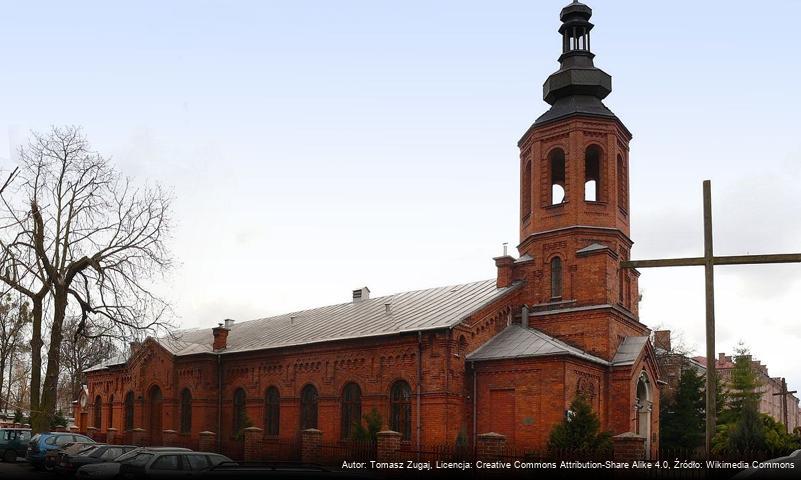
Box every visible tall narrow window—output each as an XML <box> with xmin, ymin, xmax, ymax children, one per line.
<box><xmin>585</xmin><ymin>146</ymin><xmax>601</xmax><ymax>202</ymax></box>
<box><xmin>180</xmin><ymin>389</ymin><xmax>192</xmax><ymax>434</ymax></box>
<box><xmin>233</xmin><ymin>388</ymin><xmax>246</xmax><ymax>436</ymax></box>
<box><xmin>300</xmin><ymin>384</ymin><xmax>318</xmax><ymax>430</ymax></box>
<box><xmin>93</xmin><ymin>395</ymin><xmax>102</xmax><ymax>429</ymax></box>
<box><xmin>549</xmin><ymin>149</ymin><xmax>566</xmax><ymax>205</ymax></box>
<box><xmin>551</xmin><ymin>257</ymin><xmax>563</xmax><ymax>299</ymax></box>
<box><xmin>522</xmin><ymin>160</ymin><xmax>532</xmax><ymax>220</ymax></box>
<box><xmin>264</xmin><ymin>386</ymin><xmax>280</xmax><ymax>436</ymax></box>
<box><xmin>340</xmin><ymin>383</ymin><xmax>362</xmax><ymax>440</ymax></box>
<box><xmin>617</xmin><ymin>154</ymin><xmax>628</xmax><ymax>213</ymax></box>
<box><xmin>390</xmin><ymin>381</ymin><xmax>412</xmax><ymax>441</ymax></box>
<box><xmin>108</xmin><ymin>395</ymin><xmax>114</xmax><ymax>430</ymax></box>
<box><xmin>124</xmin><ymin>392</ymin><xmax>134</xmax><ymax>431</ymax></box>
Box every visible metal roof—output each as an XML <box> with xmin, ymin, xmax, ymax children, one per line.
<box><xmin>611</xmin><ymin>336</ymin><xmax>649</xmax><ymax>366</ymax></box>
<box><xmin>576</xmin><ymin>242</ymin><xmax>608</xmax><ymax>254</ymax></box>
<box><xmin>85</xmin><ymin>279</ymin><xmax>521</xmax><ymax>372</ymax></box>
<box><xmin>465</xmin><ymin>324</ymin><xmax>608</xmax><ymax>365</ymax></box>
<box><xmin>195</xmin><ymin>279</ymin><xmax>520</xmax><ymax>354</ymax></box>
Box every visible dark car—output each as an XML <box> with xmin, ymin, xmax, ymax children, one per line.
<box><xmin>58</xmin><ymin>444</ymin><xmax>138</xmax><ymax>474</ymax></box>
<box><xmin>76</xmin><ymin>447</ymin><xmax>194</xmax><ymax>479</ymax></box>
<box><xmin>115</xmin><ymin>451</ymin><xmax>231</xmax><ymax>479</ymax></box>
<box><xmin>46</xmin><ymin>441</ymin><xmax>99</xmax><ymax>472</ymax></box>
<box><xmin>731</xmin><ymin>449</ymin><xmax>801</xmax><ymax>479</ymax></box>
<box><xmin>0</xmin><ymin>427</ymin><xmax>32</xmax><ymax>462</ymax></box>
<box><xmin>26</xmin><ymin>432</ymin><xmax>95</xmax><ymax>469</ymax></box>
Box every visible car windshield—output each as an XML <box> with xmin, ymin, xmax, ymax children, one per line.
<box><xmin>78</xmin><ymin>445</ymin><xmax>100</xmax><ymax>455</ymax></box>
<box><xmin>99</xmin><ymin>447</ymin><xmax>126</xmax><ymax>459</ymax></box>
<box><xmin>123</xmin><ymin>453</ymin><xmax>154</xmax><ymax>467</ymax></box>
<box><xmin>113</xmin><ymin>449</ymin><xmax>142</xmax><ymax>462</ymax></box>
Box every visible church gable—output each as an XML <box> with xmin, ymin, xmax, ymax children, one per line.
<box><xmin>124</xmin><ymin>338</ymin><xmax>178</xmax><ymax>396</ymax></box>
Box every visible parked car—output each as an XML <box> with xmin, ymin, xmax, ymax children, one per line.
<box><xmin>116</xmin><ymin>451</ymin><xmax>231</xmax><ymax>479</ymax></box>
<box><xmin>0</xmin><ymin>427</ymin><xmax>31</xmax><ymax>462</ymax></box>
<box><xmin>731</xmin><ymin>449</ymin><xmax>801</xmax><ymax>479</ymax></box>
<box><xmin>76</xmin><ymin>447</ymin><xmax>193</xmax><ymax>479</ymax></box>
<box><xmin>26</xmin><ymin>432</ymin><xmax>95</xmax><ymax>470</ymax></box>
<box><xmin>45</xmin><ymin>440</ymin><xmax>99</xmax><ymax>471</ymax></box>
<box><xmin>58</xmin><ymin>444</ymin><xmax>138</xmax><ymax>474</ymax></box>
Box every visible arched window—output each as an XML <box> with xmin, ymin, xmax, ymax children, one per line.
<box><xmin>124</xmin><ymin>392</ymin><xmax>134</xmax><ymax>431</ymax></box>
<box><xmin>264</xmin><ymin>386</ymin><xmax>280</xmax><ymax>436</ymax></box>
<box><xmin>549</xmin><ymin>149</ymin><xmax>566</xmax><ymax>205</ymax></box>
<box><xmin>390</xmin><ymin>381</ymin><xmax>412</xmax><ymax>441</ymax></box>
<box><xmin>551</xmin><ymin>257</ymin><xmax>563</xmax><ymax>299</ymax></box>
<box><xmin>340</xmin><ymin>383</ymin><xmax>362</xmax><ymax>440</ymax></box>
<box><xmin>617</xmin><ymin>154</ymin><xmax>628</xmax><ymax>213</ymax></box>
<box><xmin>108</xmin><ymin>394</ymin><xmax>114</xmax><ymax>429</ymax></box>
<box><xmin>180</xmin><ymin>389</ymin><xmax>192</xmax><ymax>434</ymax></box>
<box><xmin>300</xmin><ymin>384</ymin><xmax>318</xmax><ymax>430</ymax></box>
<box><xmin>93</xmin><ymin>395</ymin><xmax>102</xmax><ymax>429</ymax></box>
<box><xmin>233</xmin><ymin>388</ymin><xmax>247</xmax><ymax>435</ymax></box>
<box><xmin>522</xmin><ymin>160</ymin><xmax>532</xmax><ymax>220</ymax></box>
<box><xmin>585</xmin><ymin>146</ymin><xmax>601</xmax><ymax>202</ymax></box>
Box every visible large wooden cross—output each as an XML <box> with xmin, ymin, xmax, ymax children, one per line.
<box><xmin>772</xmin><ymin>377</ymin><xmax>798</xmax><ymax>434</ymax></box>
<box><xmin>621</xmin><ymin>180</ymin><xmax>801</xmax><ymax>455</ymax></box>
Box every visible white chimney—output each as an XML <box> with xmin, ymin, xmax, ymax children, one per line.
<box><xmin>224</xmin><ymin>318</ymin><xmax>235</xmax><ymax>329</ymax></box>
<box><xmin>352</xmin><ymin>287</ymin><xmax>370</xmax><ymax>302</ymax></box>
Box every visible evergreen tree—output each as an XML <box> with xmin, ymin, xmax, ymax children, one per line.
<box><xmin>350</xmin><ymin>408</ymin><xmax>382</xmax><ymax>443</ymax></box>
<box><xmin>548</xmin><ymin>395</ymin><xmax>612</xmax><ymax>459</ymax></box>
<box><xmin>661</xmin><ymin>368</ymin><xmax>705</xmax><ymax>451</ymax></box>
<box><xmin>727</xmin><ymin>397</ymin><xmax>766</xmax><ymax>454</ymax></box>
<box><xmin>723</xmin><ymin>344</ymin><xmax>762</xmax><ymax>424</ymax></box>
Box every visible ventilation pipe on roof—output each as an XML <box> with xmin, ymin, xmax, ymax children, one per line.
<box><xmin>384</xmin><ymin>303</ymin><xmax>391</xmax><ymax>315</ymax></box>
<box><xmin>353</xmin><ymin>287</ymin><xmax>370</xmax><ymax>302</ymax></box>
<box><xmin>224</xmin><ymin>318</ymin><xmax>235</xmax><ymax>329</ymax></box>
<box><xmin>521</xmin><ymin>305</ymin><xmax>529</xmax><ymax>329</ymax></box>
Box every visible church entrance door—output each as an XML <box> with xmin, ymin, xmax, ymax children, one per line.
<box><xmin>635</xmin><ymin>373</ymin><xmax>652</xmax><ymax>459</ymax></box>
<box><xmin>148</xmin><ymin>386</ymin><xmax>163</xmax><ymax>446</ymax></box>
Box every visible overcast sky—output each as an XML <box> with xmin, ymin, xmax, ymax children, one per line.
<box><xmin>1</xmin><ymin>1</ymin><xmax>799</xmax><ymax>391</ymax></box>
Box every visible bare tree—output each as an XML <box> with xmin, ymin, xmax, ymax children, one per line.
<box><xmin>0</xmin><ymin>126</ymin><xmax>173</xmax><ymax>431</ymax></box>
<box><xmin>0</xmin><ymin>293</ymin><xmax>30</xmax><ymax>412</ymax></box>
<box><xmin>58</xmin><ymin>316</ymin><xmax>118</xmax><ymax>410</ymax></box>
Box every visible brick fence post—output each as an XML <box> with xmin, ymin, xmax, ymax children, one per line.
<box><xmin>612</xmin><ymin>432</ymin><xmax>646</xmax><ymax>462</ymax></box>
<box><xmin>477</xmin><ymin>432</ymin><xmax>506</xmax><ymax>461</ymax></box>
<box><xmin>198</xmin><ymin>431</ymin><xmax>217</xmax><ymax>452</ymax></box>
<box><xmin>162</xmin><ymin>429</ymin><xmax>178</xmax><ymax>447</ymax></box>
<box><xmin>87</xmin><ymin>426</ymin><xmax>98</xmax><ymax>440</ymax></box>
<box><xmin>376</xmin><ymin>431</ymin><xmax>402</xmax><ymax>463</ymax></box>
<box><xmin>69</xmin><ymin>425</ymin><xmax>80</xmax><ymax>434</ymax></box>
<box><xmin>301</xmin><ymin>429</ymin><xmax>322</xmax><ymax>464</ymax></box>
<box><xmin>54</xmin><ymin>425</ymin><xmax>66</xmax><ymax>432</ymax></box>
<box><xmin>131</xmin><ymin>428</ymin><xmax>147</xmax><ymax>446</ymax></box>
<box><xmin>244</xmin><ymin>426</ymin><xmax>264</xmax><ymax>462</ymax></box>
<box><xmin>107</xmin><ymin>427</ymin><xmax>117</xmax><ymax>444</ymax></box>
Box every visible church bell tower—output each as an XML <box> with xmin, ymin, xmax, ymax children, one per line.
<box><xmin>496</xmin><ymin>1</ymin><xmax>647</xmax><ymax>360</ymax></box>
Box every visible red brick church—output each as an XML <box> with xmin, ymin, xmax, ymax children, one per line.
<box><xmin>74</xmin><ymin>1</ymin><xmax>661</xmax><ymax>460</ymax></box>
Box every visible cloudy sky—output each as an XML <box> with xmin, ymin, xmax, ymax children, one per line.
<box><xmin>1</xmin><ymin>1</ymin><xmax>799</xmax><ymax>390</ymax></box>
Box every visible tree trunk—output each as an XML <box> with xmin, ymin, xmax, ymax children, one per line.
<box><xmin>39</xmin><ymin>287</ymin><xmax>68</xmax><ymax>432</ymax></box>
<box><xmin>29</xmin><ymin>298</ymin><xmax>45</xmax><ymax>432</ymax></box>
<box><xmin>0</xmin><ymin>354</ymin><xmax>6</xmax><ymax>413</ymax></box>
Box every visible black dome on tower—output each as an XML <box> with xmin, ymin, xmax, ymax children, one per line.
<box><xmin>534</xmin><ymin>1</ymin><xmax>619</xmax><ymax>126</ymax></box>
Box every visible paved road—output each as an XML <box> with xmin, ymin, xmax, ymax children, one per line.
<box><xmin>0</xmin><ymin>459</ymin><xmax>57</xmax><ymax>480</ymax></box>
